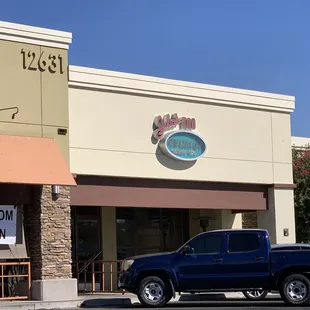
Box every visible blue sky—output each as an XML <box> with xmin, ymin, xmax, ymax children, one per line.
<box><xmin>1</xmin><ymin>0</ymin><xmax>309</xmax><ymax>137</ymax></box>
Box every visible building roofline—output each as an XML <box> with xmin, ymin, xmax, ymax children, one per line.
<box><xmin>292</xmin><ymin>136</ymin><xmax>310</xmax><ymax>149</ymax></box>
<box><xmin>69</xmin><ymin>65</ymin><xmax>295</xmax><ymax>113</ymax></box>
<box><xmin>0</xmin><ymin>20</ymin><xmax>72</xmax><ymax>49</ymax></box>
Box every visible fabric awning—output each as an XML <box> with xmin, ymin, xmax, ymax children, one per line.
<box><xmin>71</xmin><ymin>176</ymin><xmax>268</xmax><ymax>211</ymax></box>
<box><xmin>0</xmin><ymin>134</ymin><xmax>76</xmax><ymax>186</ymax></box>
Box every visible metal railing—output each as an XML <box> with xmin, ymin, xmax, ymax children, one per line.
<box><xmin>0</xmin><ymin>261</ymin><xmax>31</xmax><ymax>300</ymax></box>
<box><xmin>78</xmin><ymin>252</ymin><xmax>102</xmax><ymax>275</ymax></box>
<box><xmin>74</xmin><ymin>259</ymin><xmax>122</xmax><ymax>293</ymax></box>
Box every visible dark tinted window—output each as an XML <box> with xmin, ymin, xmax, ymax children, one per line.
<box><xmin>189</xmin><ymin>235</ymin><xmax>222</xmax><ymax>254</ymax></box>
<box><xmin>301</xmin><ymin>246</ymin><xmax>310</xmax><ymax>251</ymax></box>
<box><xmin>228</xmin><ymin>233</ymin><xmax>260</xmax><ymax>253</ymax></box>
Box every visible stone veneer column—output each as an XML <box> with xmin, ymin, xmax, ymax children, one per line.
<box><xmin>242</xmin><ymin>212</ymin><xmax>258</xmax><ymax>229</ymax></box>
<box><xmin>24</xmin><ymin>185</ymin><xmax>77</xmax><ymax>301</ymax></box>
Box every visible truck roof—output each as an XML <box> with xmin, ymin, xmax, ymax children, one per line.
<box><xmin>194</xmin><ymin>228</ymin><xmax>268</xmax><ymax>237</ymax></box>
<box><xmin>205</xmin><ymin>228</ymin><xmax>268</xmax><ymax>233</ymax></box>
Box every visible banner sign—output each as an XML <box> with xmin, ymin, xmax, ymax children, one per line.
<box><xmin>0</xmin><ymin>206</ymin><xmax>17</xmax><ymax>244</ymax></box>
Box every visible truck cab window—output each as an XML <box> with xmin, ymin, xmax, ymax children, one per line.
<box><xmin>229</xmin><ymin>233</ymin><xmax>260</xmax><ymax>253</ymax></box>
<box><xmin>188</xmin><ymin>235</ymin><xmax>222</xmax><ymax>254</ymax></box>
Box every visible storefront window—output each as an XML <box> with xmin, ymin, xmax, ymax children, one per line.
<box><xmin>116</xmin><ymin>208</ymin><xmax>189</xmax><ymax>260</ymax></box>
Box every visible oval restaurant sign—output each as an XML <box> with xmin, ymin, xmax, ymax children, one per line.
<box><xmin>152</xmin><ymin>113</ymin><xmax>206</xmax><ymax>161</ymax></box>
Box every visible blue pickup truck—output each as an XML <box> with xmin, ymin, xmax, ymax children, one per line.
<box><xmin>118</xmin><ymin>229</ymin><xmax>310</xmax><ymax>307</ymax></box>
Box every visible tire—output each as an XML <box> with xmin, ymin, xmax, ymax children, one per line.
<box><xmin>137</xmin><ymin>276</ymin><xmax>170</xmax><ymax>307</ymax></box>
<box><xmin>242</xmin><ymin>290</ymin><xmax>268</xmax><ymax>300</ymax></box>
<box><xmin>280</xmin><ymin>273</ymin><xmax>310</xmax><ymax>306</ymax></box>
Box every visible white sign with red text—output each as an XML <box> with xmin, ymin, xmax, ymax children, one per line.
<box><xmin>152</xmin><ymin>113</ymin><xmax>196</xmax><ymax>140</ymax></box>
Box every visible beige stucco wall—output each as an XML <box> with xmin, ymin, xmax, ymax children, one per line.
<box><xmin>69</xmin><ymin>68</ymin><xmax>294</xmax><ymax>186</ymax></box>
<box><xmin>0</xmin><ymin>30</ymin><xmax>70</xmax><ymax>163</ymax></box>
<box><xmin>68</xmin><ymin>66</ymin><xmax>296</xmax><ymax>244</ymax></box>
<box><xmin>257</xmin><ymin>188</ymin><xmax>296</xmax><ymax>244</ymax></box>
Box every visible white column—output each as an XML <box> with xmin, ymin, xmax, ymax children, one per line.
<box><xmin>257</xmin><ymin>188</ymin><xmax>295</xmax><ymax>244</ymax></box>
<box><xmin>101</xmin><ymin>207</ymin><xmax>117</xmax><ymax>290</ymax></box>
<box><xmin>188</xmin><ymin>210</ymin><xmax>201</xmax><ymax>237</ymax></box>
<box><xmin>215</xmin><ymin>210</ymin><xmax>242</xmax><ymax>229</ymax></box>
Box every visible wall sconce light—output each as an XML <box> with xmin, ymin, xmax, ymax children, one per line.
<box><xmin>283</xmin><ymin>228</ymin><xmax>289</xmax><ymax>237</ymax></box>
<box><xmin>51</xmin><ymin>185</ymin><xmax>60</xmax><ymax>200</ymax></box>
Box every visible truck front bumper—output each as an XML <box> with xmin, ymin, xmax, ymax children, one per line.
<box><xmin>118</xmin><ymin>271</ymin><xmax>135</xmax><ymax>292</ymax></box>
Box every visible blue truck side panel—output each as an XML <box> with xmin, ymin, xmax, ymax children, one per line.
<box><xmin>118</xmin><ymin>229</ymin><xmax>310</xmax><ymax>294</ymax></box>
<box><xmin>270</xmin><ymin>251</ymin><xmax>310</xmax><ymax>289</ymax></box>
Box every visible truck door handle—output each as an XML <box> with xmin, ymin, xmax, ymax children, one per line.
<box><xmin>213</xmin><ymin>258</ymin><xmax>223</xmax><ymax>262</ymax></box>
<box><xmin>254</xmin><ymin>256</ymin><xmax>263</xmax><ymax>261</ymax></box>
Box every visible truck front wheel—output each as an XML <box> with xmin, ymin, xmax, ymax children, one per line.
<box><xmin>137</xmin><ymin>276</ymin><xmax>170</xmax><ymax>307</ymax></box>
<box><xmin>281</xmin><ymin>274</ymin><xmax>310</xmax><ymax>306</ymax></box>
<box><xmin>242</xmin><ymin>290</ymin><xmax>268</xmax><ymax>300</ymax></box>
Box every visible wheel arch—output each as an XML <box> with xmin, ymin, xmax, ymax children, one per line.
<box><xmin>276</xmin><ymin>266</ymin><xmax>310</xmax><ymax>287</ymax></box>
<box><xmin>135</xmin><ymin>269</ymin><xmax>176</xmax><ymax>297</ymax></box>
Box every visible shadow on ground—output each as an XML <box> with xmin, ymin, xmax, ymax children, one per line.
<box><xmin>132</xmin><ymin>300</ymin><xmax>285</xmax><ymax>309</ymax></box>
<box><xmin>80</xmin><ymin>298</ymin><xmax>132</xmax><ymax>308</ymax></box>
<box><xmin>80</xmin><ymin>294</ymin><xmax>282</xmax><ymax>308</ymax></box>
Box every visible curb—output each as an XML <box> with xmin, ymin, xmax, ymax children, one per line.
<box><xmin>0</xmin><ymin>300</ymin><xmax>82</xmax><ymax>309</ymax></box>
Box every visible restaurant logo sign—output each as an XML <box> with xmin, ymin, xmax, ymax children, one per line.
<box><xmin>153</xmin><ymin>113</ymin><xmax>206</xmax><ymax>161</ymax></box>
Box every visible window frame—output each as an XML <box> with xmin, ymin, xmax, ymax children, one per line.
<box><xmin>186</xmin><ymin>233</ymin><xmax>224</xmax><ymax>255</ymax></box>
<box><xmin>227</xmin><ymin>232</ymin><xmax>261</xmax><ymax>254</ymax></box>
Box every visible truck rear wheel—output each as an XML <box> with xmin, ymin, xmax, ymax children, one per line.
<box><xmin>281</xmin><ymin>274</ymin><xmax>310</xmax><ymax>306</ymax></box>
<box><xmin>137</xmin><ymin>276</ymin><xmax>170</xmax><ymax>307</ymax></box>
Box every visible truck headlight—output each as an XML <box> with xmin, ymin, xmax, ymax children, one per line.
<box><xmin>121</xmin><ymin>259</ymin><xmax>134</xmax><ymax>272</ymax></box>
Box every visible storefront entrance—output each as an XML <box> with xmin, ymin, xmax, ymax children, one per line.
<box><xmin>71</xmin><ymin>206</ymin><xmax>190</xmax><ymax>261</ymax></box>
<box><xmin>71</xmin><ymin>206</ymin><xmax>102</xmax><ymax>291</ymax></box>
<box><xmin>71</xmin><ymin>206</ymin><xmax>102</xmax><ymax>263</ymax></box>
<box><xmin>71</xmin><ymin>206</ymin><xmax>189</xmax><ymax>292</ymax></box>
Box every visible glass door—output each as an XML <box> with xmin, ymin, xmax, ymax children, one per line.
<box><xmin>71</xmin><ymin>206</ymin><xmax>102</xmax><ymax>291</ymax></box>
<box><xmin>76</xmin><ymin>218</ymin><xmax>101</xmax><ymax>262</ymax></box>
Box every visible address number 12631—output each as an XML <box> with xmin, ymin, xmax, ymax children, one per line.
<box><xmin>21</xmin><ymin>49</ymin><xmax>64</xmax><ymax>74</ymax></box>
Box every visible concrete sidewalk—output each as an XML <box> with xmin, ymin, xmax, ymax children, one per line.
<box><xmin>0</xmin><ymin>292</ymin><xmax>281</xmax><ymax>310</ymax></box>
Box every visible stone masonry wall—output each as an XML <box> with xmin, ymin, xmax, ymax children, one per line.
<box><xmin>242</xmin><ymin>212</ymin><xmax>258</xmax><ymax>229</ymax></box>
<box><xmin>24</xmin><ymin>185</ymin><xmax>72</xmax><ymax>280</ymax></box>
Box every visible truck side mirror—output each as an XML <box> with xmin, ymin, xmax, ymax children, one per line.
<box><xmin>182</xmin><ymin>245</ymin><xmax>192</xmax><ymax>255</ymax></box>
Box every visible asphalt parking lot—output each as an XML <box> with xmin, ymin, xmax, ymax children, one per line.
<box><xmin>73</xmin><ymin>300</ymin><xmax>307</xmax><ymax>309</ymax></box>
<box><xmin>73</xmin><ymin>296</ymin><xmax>309</xmax><ymax>309</ymax></box>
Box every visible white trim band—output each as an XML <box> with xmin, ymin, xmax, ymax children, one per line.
<box><xmin>0</xmin><ymin>21</ymin><xmax>72</xmax><ymax>50</ymax></box>
<box><xmin>69</xmin><ymin>65</ymin><xmax>295</xmax><ymax>113</ymax></box>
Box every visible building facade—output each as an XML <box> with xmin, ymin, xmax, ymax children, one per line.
<box><xmin>0</xmin><ymin>21</ymin><xmax>299</xmax><ymax>301</ymax></box>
